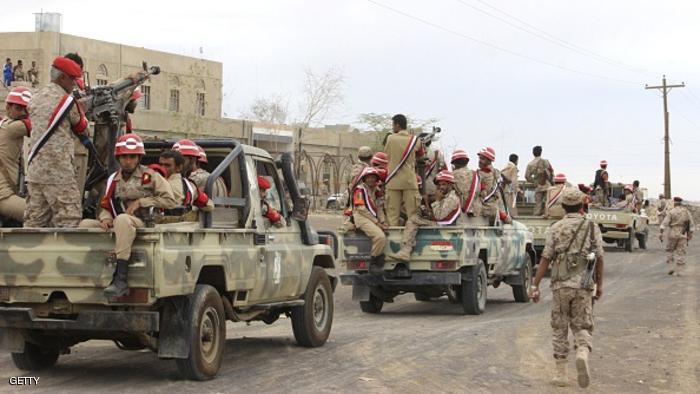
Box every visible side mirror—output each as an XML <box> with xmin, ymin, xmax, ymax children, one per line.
<box><xmin>292</xmin><ymin>196</ymin><xmax>310</xmax><ymax>222</ymax></box>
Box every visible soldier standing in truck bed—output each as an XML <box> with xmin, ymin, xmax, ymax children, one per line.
<box><xmin>384</xmin><ymin>114</ymin><xmax>424</xmax><ymax>226</ymax></box>
<box><xmin>525</xmin><ymin>145</ymin><xmax>553</xmax><ymax>216</ymax></box>
<box><xmin>351</xmin><ymin>167</ymin><xmax>388</xmax><ymax>274</ymax></box>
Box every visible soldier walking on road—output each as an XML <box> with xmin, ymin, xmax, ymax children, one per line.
<box><xmin>0</xmin><ymin>87</ymin><xmax>32</xmax><ymax>223</ymax></box>
<box><xmin>656</xmin><ymin>193</ymin><xmax>668</xmax><ymax>224</ymax></box>
<box><xmin>530</xmin><ymin>189</ymin><xmax>605</xmax><ymax>388</ymax></box>
<box><xmin>525</xmin><ymin>146</ymin><xmax>553</xmax><ymax>216</ymax></box>
<box><xmin>501</xmin><ymin>153</ymin><xmax>520</xmax><ymax>217</ymax></box>
<box><xmin>352</xmin><ymin>167</ymin><xmax>388</xmax><ymax>273</ymax></box>
<box><xmin>389</xmin><ymin>170</ymin><xmax>462</xmax><ymax>262</ymax></box>
<box><xmin>24</xmin><ymin>56</ymin><xmax>89</xmax><ymax>228</ymax></box>
<box><xmin>384</xmin><ymin>114</ymin><xmax>424</xmax><ymax>226</ymax></box>
<box><xmin>79</xmin><ymin>134</ymin><xmax>177</xmax><ymax>298</ymax></box>
<box><xmin>660</xmin><ymin>196</ymin><xmax>694</xmax><ymax>276</ymax></box>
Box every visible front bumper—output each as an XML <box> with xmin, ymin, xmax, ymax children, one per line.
<box><xmin>0</xmin><ymin>307</ymin><xmax>159</xmax><ymax>332</ymax></box>
<box><xmin>340</xmin><ymin>271</ymin><xmax>462</xmax><ymax>287</ymax></box>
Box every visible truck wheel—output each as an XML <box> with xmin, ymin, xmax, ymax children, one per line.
<box><xmin>511</xmin><ymin>256</ymin><xmax>532</xmax><ymax>303</ymax></box>
<box><xmin>414</xmin><ymin>292</ymin><xmax>432</xmax><ymax>302</ymax></box>
<box><xmin>360</xmin><ymin>292</ymin><xmax>384</xmax><ymax>314</ymax></box>
<box><xmin>11</xmin><ymin>342</ymin><xmax>59</xmax><ymax>371</ymax></box>
<box><xmin>636</xmin><ymin>232</ymin><xmax>647</xmax><ymax>249</ymax></box>
<box><xmin>291</xmin><ymin>267</ymin><xmax>334</xmax><ymax>347</ymax></box>
<box><xmin>175</xmin><ymin>284</ymin><xmax>226</xmax><ymax>381</ymax></box>
<box><xmin>625</xmin><ymin>230</ymin><xmax>633</xmax><ymax>252</ymax></box>
<box><xmin>461</xmin><ymin>261</ymin><xmax>487</xmax><ymax>315</ymax></box>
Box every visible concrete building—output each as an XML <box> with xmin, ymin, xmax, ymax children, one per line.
<box><xmin>1</xmin><ymin>22</ymin><xmax>378</xmax><ymax>205</ymax></box>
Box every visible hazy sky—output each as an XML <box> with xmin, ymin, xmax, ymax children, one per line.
<box><xmin>5</xmin><ymin>0</ymin><xmax>700</xmax><ymax>198</ymax></box>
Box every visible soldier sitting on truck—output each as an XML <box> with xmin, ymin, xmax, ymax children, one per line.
<box><xmin>79</xmin><ymin>133</ymin><xmax>177</xmax><ymax>298</ymax></box>
<box><xmin>158</xmin><ymin>150</ymin><xmax>213</xmax><ymax>223</ymax></box>
<box><xmin>351</xmin><ymin>167</ymin><xmax>388</xmax><ymax>274</ymax></box>
<box><xmin>388</xmin><ymin>170</ymin><xmax>462</xmax><ymax>262</ymax></box>
<box><xmin>476</xmin><ymin>147</ymin><xmax>510</xmax><ymax>224</ymax></box>
<box><xmin>544</xmin><ymin>173</ymin><xmax>568</xmax><ymax>219</ymax></box>
<box><xmin>0</xmin><ymin>87</ymin><xmax>32</xmax><ymax>224</ymax></box>
<box><xmin>614</xmin><ymin>185</ymin><xmax>636</xmax><ymax>211</ymax></box>
<box><xmin>258</xmin><ymin>175</ymin><xmax>284</xmax><ymax>229</ymax></box>
<box><xmin>173</xmin><ymin>139</ymin><xmax>228</xmax><ymax>199</ymax></box>
<box><xmin>451</xmin><ymin>149</ymin><xmax>480</xmax><ymax>217</ymax></box>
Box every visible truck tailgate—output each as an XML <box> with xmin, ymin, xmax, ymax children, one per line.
<box><xmin>0</xmin><ymin>229</ymin><xmax>155</xmax><ymax>304</ymax></box>
<box><xmin>342</xmin><ymin>227</ymin><xmax>465</xmax><ymax>262</ymax></box>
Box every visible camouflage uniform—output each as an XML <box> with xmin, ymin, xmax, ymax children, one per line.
<box><xmin>422</xmin><ymin>147</ymin><xmax>445</xmax><ymax>197</ymax></box>
<box><xmin>501</xmin><ymin>161</ymin><xmax>519</xmax><ymax>217</ymax></box>
<box><xmin>661</xmin><ymin>205</ymin><xmax>694</xmax><ymax>274</ymax></box>
<box><xmin>161</xmin><ymin>173</ymin><xmax>213</xmax><ymax>223</ymax></box>
<box><xmin>656</xmin><ymin>198</ymin><xmax>668</xmax><ymax>224</ymax></box>
<box><xmin>384</xmin><ymin>130</ymin><xmax>424</xmax><ymax>226</ymax></box>
<box><xmin>525</xmin><ymin>157</ymin><xmax>553</xmax><ymax>216</ymax></box>
<box><xmin>453</xmin><ymin>167</ymin><xmax>479</xmax><ymax>215</ymax></box>
<box><xmin>544</xmin><ymin>184</ymin><xmax>568</xmax><ymax>219</ymax></box>
<box><xmin>189</xmin><ymin>168</ymin><xmax>228</xmax><ymax>199</ymax></box>
<box><xmin>352</xmin><ymin>181</ymin><xmax>387</xmax><ymax>257</ymax></box>
<box><xmin>477</xmin><ymin>166</ymin><xmax>502</xmax><ymax>218</ymax></box>
<box><xmin>0</xmin><ymin>117</ymin><xmax>30</xmax><ymax>222</ymax></box>
<box><xmin>25</xmin><ymin>82</ymin><xmax>88</xmax><ymax>228</ymax></box>
<box><xmin>390</xmin><ymin>190</ymin><xmax>462</xmax><ymax>261</ymax></box>
<box><xmin>542</xmin><ymin>211</ymin><xmax>604</xmax><ymax>361</ymax></box>
<box><xmin>79</xmin><ymin>165</ymin><xmax>177</xmax><ymax>260</ymax></box>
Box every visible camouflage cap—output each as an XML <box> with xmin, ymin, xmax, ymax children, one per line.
<box><xmin>561</xmin><ymin>188</ymin><xmax>584</xmax><ymax>206</ymax></box>
<box><xmin>358</xmin><ymin>146</ymin><xmax>374</xmax><ymax>159</ymax></box>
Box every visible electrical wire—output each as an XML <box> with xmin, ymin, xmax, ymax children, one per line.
<box><xmin>365</xmin><ymin>0</ymin><xmax>638</xmax><ymax>85</ymax></box>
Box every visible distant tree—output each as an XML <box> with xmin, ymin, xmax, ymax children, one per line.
<box><xmin>242</xmin><ymin>95</ymin><xmax>288</xmax><ymax>124</ymax></box>
<box><xmin>299</xmin><ymin>67</ymin><xmax>345</xmax><ymax>127</ymax></box>
<box><xmin>356</xmin><ymin>113</ymin><xmax>440</xmax><ymax>151</ymax></box>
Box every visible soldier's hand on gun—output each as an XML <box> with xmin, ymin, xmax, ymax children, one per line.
<box><xmin>126</xmin><ymin>200</ymin><xmax>141</xmax><ymax>215</ymax></box>
<box><xmin>99</xmin><ymin>219</ymin><xmax>113</xmax><ymax>231</ymax></box>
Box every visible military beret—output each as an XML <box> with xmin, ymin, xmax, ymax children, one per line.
<box><xmin>52</xmin><ymin>56</ymin><xmax>82</xmax><ymax>79</ymax></box>
<box><xmin>561</xmin><ymin>188</ymin><xmax>584</xmax><ymax>206</ymax></box>
<box><xmin>258</xmin><ymin>176</ymin><xmax>271</xmax><ymax>190</ymax></box>
<box><xmin>673</xmin><ymin>196</ymin><xmax>683</xmax><ymax>202</ymax></box>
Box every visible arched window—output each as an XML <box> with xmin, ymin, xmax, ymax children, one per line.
<box><xmin>96</xmin><ymin>64</ymin><xmax>109</xmax><ymax>86</ymax></box>
<box><xmin>195</xmin><ymin>79</ymin><xmax>206</xmax><ymax>116</ymax></box>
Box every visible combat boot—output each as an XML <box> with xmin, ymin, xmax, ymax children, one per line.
<box><xmin>388</xmin><ymin>245</ymin><xmax>412</xmax><ymax>262</ymax></box>
<box><xmin>576</xmin><ymin>346</ymin><xmax>591</xmax><ymax>388</ymax></box>
<box><xmin>104</xmin><ymin>259</ymin><xmax>130</xmax><ymax>298</ymax></box>
<box><xmin>369</xmin><ymin>254</ymin><xmax>385</xmax><ymax>275</ymax></box>
<box><xmin>551</xmin><ymin>359</ymin><xmax>569</xmax><ymax>387</ymax></box>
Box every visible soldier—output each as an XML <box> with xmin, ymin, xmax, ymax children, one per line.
<box><xmin>174</xmin><ymin>139</ymin><xmax>228</xmax><ymax>198</ymax></box>
<box><xmin>659</xmin><ymin>196</ymin><xmax>694</xmax><ymax>276</ymax></box>
<box><xmin>530</xmin><ymin>189</ymin><xmax>605</xmax><ymax>388</ymax></box>
<box><xmin>420</xmin><ymin>137</ymin><xmax>445</xmax><ymax>198</ymax></box>
<box><xmin>3</xmin><ymin>59</ymin><xmax>12</xmax><ymax>87</ymax></box>
<box><xmin>27</xmin><ymin>61</ymin><xmax>39</xmax><ymax>88</ymax></box>
<box><xmin>544</xmin><ymin>173</ymin><xmax>568</xmax><ymax>219</ymax></box>
<box><xmin>476</xmin><ymin>147</ymin><xmax>506</xmax><ymax>221</ymax></box>
<box><xmin>24</xmin><ymin>55</ymin><xmax>88</xmax><ymax>228</ymax></box>
<box><xmin>318</xmin><ymin>180</ymin><xmax>330</xmax><ymax>210</ymax></box>
<box><xmin>352</xmin><ymin>167</ymin><xmax>388</xmax><ymax>273</ymax></box>
<box><xmin>593</xmin><ymin>160</ymin><xmax>610</xmax><ymax>207</ymax></box>
<box><xmin>158</xmin><ymin>150</ymin><xmax>213</xmax><ymax>221</ymax></box>
<box><xmin>656</xmin><ymin>193</ymin><xmax>668</xmax><ymax>224</ymax></box>
<box><xmin>451</xmin><ymin>149</ymin><xmax>479</xmax><ymax>216</ymax></box>
<box><xmin>348</xmin><ymin>146</ymin><xmax>374</xmax><ymax>187</ymax></box>
<box><xmin>384</xmin><ymin>114</ymin><xmax>424</xmax><ymax>226</ymax></box>
<box><xmin>258</xmin><ymin>175</ymin><xmax>284</xmax><ymax>229</ymax></box>
<box><xmin>501</xmin><ymin>153</ymin><xmax>520</xmax><ymax>217</ymax></box>
<box><xmin>631</xmin><ymin>180</ymin><xmax>643</xmax><ymax>212</ymax></box>
<box><xmin>0</xmin><ymin>87</ymin><xmax>32</xmax><ymax>223</ymax></box>
<box><xmin>614</xmin><ymin>185</ymin><xmax>635</xmax><ymax>211</ymax></box>
<box><xmin>388</xmin><ymin>170</ymin><xmax>462</xmax><ymax>262</ymax></box>
<box><xmin>79</xmin><ymin>133</ymin><xmax>177</xmax><ymax>297</ymax></box>
<box><xmin>13</xmin><ymin>60</ymin><xmax>25</xmax><ymax>82</ymax></box>
<box><xmin>371</xmin><ymin>151</ymin><xmax>388</xmax><ymax>174</ymax></box>
<box><xmin>525</xmin><ymin>145</ymin><xmax>553</xmax><ymax>216</ymax></box>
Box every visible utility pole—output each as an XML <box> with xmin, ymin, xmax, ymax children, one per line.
<box><xmin>645</xmin><ymin>75</ymin><xmax>685</xmax><ymax>198</ymax></box>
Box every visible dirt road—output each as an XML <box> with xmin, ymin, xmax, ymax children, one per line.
<box><xmin>0</xmin><ymin>214</ymin><xmax>696</xmax><ymax>393</ymax></box>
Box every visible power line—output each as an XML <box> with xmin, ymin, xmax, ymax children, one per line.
<box><xmin>365</xmin><ymin>0</ymin><xmax>638</xmax><ymax>85</ymax></box>
<box><xmin>469</xmin><ymin>0</ymin><xmax>659</xmax><ymax>77</ymax></box>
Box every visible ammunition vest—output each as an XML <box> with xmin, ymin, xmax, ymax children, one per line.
<box><xmin>551</xmin><ymin>219</ymin><xmax>594</xmax><ymax>282</ymax></box>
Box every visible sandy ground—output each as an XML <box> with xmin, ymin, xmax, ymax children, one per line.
<box><xmin>0</xmin><ymin>213</ymin><xmax>696</xmax><ymax>393</ymax></box>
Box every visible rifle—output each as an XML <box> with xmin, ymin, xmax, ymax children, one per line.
<box><xmin>418</xmin><ymin>126</ymin><xmax>441</xmax><ymax>146</ymax></box>
<box><xmin>17</xmin><ymin>155</ymin><xmax>26</xmax><ymax>198</ymax></box>
<box><xmin>416</xmin><ymin>159</ymin><xmax>435</xmax><ymax>220</ymax></box>
<box><xmin>580</xmin><ymin>221</ymin><xmax>597</xmax><ymax>289</ymax></box>
<box><xmin>683</xmin><ymin>220</ymin><xmax>691</xmax><ymax>246</ymax></box>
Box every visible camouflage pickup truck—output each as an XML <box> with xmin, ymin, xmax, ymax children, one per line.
<box><xmin>339</xmin><ymin>215</ymin><xmax>535</xmax><ymax>315</ymax></box>
<box><xmin>0</xmin><ymin>140</ymin><xmax>337</xmax><ymax>380</ymax></box>
<box><xmin>587</xmin><ymin>207</ymin><xmax>649</xmax><ymax>251</ymax></box>
<box><xmin>511</xmin><ymin>181</ymin><xmax>558</xmax><ymax>261</ymax></box>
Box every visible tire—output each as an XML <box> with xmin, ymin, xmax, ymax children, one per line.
<box><xmin>414</xmin><ymin>292</ymin><xmax>432</xmax><ymax>302</ymax></box>
<box><xmin>175</xmin><ymin>284</ymin><xmax>226</xmax><ymax>381</ymax></box>
<box><xmin>11</xmin><ymin>342</ymin><xmax>59</xmax><ymax>371</ymax></box>
<box><xmin>359</xmin><ymin>292</ymin><xmax>384</xmax><ymax>314</ymax></box>
<box><xmin>461</xmin><ymin>261</ymin><xmax>487</xmax><ymax>315</ymax></box>
<box><xmin>291</xmin><ymin>267</ymin><xmax>334</xmax><ymax>347</ymax></box>
<box><xmin>511</xmin><ymin>256</ymin><xmax>533</xmax><ymax>303</ymax></box>
<box><xmin>625</xmin><ymin>230</ymin><xmax>633</xmax><ymax>252</ymax></box>
<box><xmin>636</xmin><ymin>232</ymin><xmax>647</xmax><ymax>250</ymax></box>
